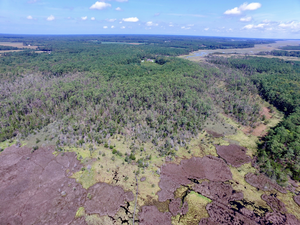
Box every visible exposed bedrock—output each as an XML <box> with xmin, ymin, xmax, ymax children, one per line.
<box><xmin>216</xmin><ymin>144</ymin><xmax>252</xmax><ymax>167</ymax></box>
<box><xmin>200</xmin><ymin>202</ymin><xmax>257</xmax><ymax>225</ymax></box>
<box><xmin>294</xmin><ymin>195</ymin><xmax>300</xmax><ymax>206</ymax></box>
<box><xmin>194</xmin><ymin>181</ymin><xmax>243</xmax><ymax>204</ymax></box>
<box><xmin>245</xmin><ymin>172</ymin><xmax>287</xmax><ymax>193</ymax></box>
<box><xmin>158</xmin><ymin>156</ymin><xmax>232</xmax><ymax>202</ymax></box>
<box><xmin>0</xmin><ymin>145</ymin><xmax>134</xmax><ymax>224</ymax></box>
<box><xmin>0</xmin><ymin>145</ymin><xmax>86</xmax><ymax>224</ymax></box>
<box><xmin>84</xmin><ymin>182</ymin><xmax>134</xmax><ymax>217</ymax></box>
<box><xmin>169</xmin><ymin>198</ymin><xmax>189</xmax><ymax>216</ymax></box>
<box><xmin>139</xmin><ymin>206</ymin><xmax>172</xmax><ymax>225</ymax></box>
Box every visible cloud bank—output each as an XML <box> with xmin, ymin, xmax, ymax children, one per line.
<box><xmin>224</xmin><ymin>2</ymin><xmax>261</xmax><ymax>15</ymax></box>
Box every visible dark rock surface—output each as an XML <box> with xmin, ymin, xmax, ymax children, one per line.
<box><xmin>158</xmin><ymin>156</ymin><xmax>232</xmax><ymax>202</ymax></box>
<box><xmin>0</xmin><ymin>145</ymin><xmax>134</xmax><ymax>224</ymax></box>
<box><xmin>201</xmin><ymin>202</ymin><xmax>257</xmax><ymax>225</ymax></box>
<box><xmin>294</xmin><ymin>195</ymin><xmax>300</xmax><ymax>206</ymax></box>
<box><xmin>0</xmin><ymin>145</ymin><xmax>86</xmax><ymax>224</ymax></box>
<box><xmin>194</xmin><ymin>181</ymin><xmax>243</xmax><ymax>204</ymax></box>
<box><xmin>139</xmin><ymin>206</ymin><xmax>172</xmax><ymax>225</ymax></box>
<box><xmin>169</xmin><ymin>198</ymin><xmax>189</xmax><ymax>216</ymax></box>
<box><xmin>84</xmin><ymin>182</ymin><xmax>134</xmax><ymax>217</ymax></box>
<box><xmin>216</xmin><ymin>144</ymin><xmax>252</xmax><ymax>167</ymax></box>
<box><xmin>245</xmin><ymin>172</ymin><xmax>287</xmax><ymax>193</ymax></box>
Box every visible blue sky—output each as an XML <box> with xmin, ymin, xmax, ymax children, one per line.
<box><xmin>1</xmin><ymin>0</ymin><xmax>300</xmax><ymax>38</ymax></box>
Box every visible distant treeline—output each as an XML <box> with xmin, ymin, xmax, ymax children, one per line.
<box><xmin>0</xmin><ymin>34</ymin><xmax>275</xmax><ymax>53</ymax></box>
<box><xmin>280</xmin><ymin>45</ymin><xmax>300</xmax><ymax>50</ymax></box>
<box><xmin>258</xmin><ymin>50</ymin><xmax>300</xmax><ymax>58</ymax></box>
<box><xmin>0</xmin><ymin>45</ymin><xmax>19</xmax><ymax>50</ymax></box>
<box><xmin>209</xmin><ymin>56</ymin><xmax>300</xmax><ymax>183</ymax></box>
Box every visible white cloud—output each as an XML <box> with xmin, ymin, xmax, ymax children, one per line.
<box><xmin>91</xmin><ymin>17</ymin><xmax>95</xmax><ymax>21</ymax></box>
<box><xmin>241</xmin><ymin>20</ymin><xmax>300</xmax><ymax>33</ymax></box>
<box><xmin>240</xmin><ymin>2</ymin><xmax>261</xmax><ymax>11</ymax></box>
<box><xmin>279</xmin><ymin>21</ymin><xmax>300</xmax><ymax>29</ymax></box>
<box><xmin>122</xmin><ymin>17</ymin><xmax>139</xmax><ymax>22</ymax></box>
<box><xmin>27</xmin><ymin>15</ymin><xmax>33</xmax><ymax>20</ymax></box>
<box><xmin>47</xmin><ymin>15</ymin><xmax>55</xmax><ymax>21</ymax></box>
<box><xmin>243</xmin><ymin>23</ymin><xmax>267</xmax><ymax>29</ymax></box>
<box><xmin>204</xmin><ymin>28</ymin><xmax>209</xmax><ymax>31</ymax></box>
<box><xmin>121</xmin><ymin>26</ymin><xmax>126</xmax><ymax>29</ymax></box>
<box><xmin>243</xmin><ymin>24</ymin><xmax>254</xmax><ymax>29</ymax></box>
<box><xmin>103</xmin><ymin>26</ymin><xmax>108</xmax><ymax>29</ymax></box>
<box><xmin>115</xmin><ymin>7</ymin><xmax>122</xmax><ymax>11</ymax></box>
<box><xmin>146</xmin><ymin>21</ymin><xmax>158</xmax><ymax>26</ymax></box>
<box><xmin>224</xmin><ymin>7</ymin><xmax>241</xmax><ymax>15</ymax></box>
<box><xmin>169</xmin><ymin>24</ymin><xmax>174</xmax><ymax>27</ymax></box>
<box><xmin>90</xmin><ymin>1</ymin><xmax>111</xmax><ymax>10</ymax></box>
<box><xmin>81</xmin><ymin>16</ymin><xmax>87</xmax><ymax>20</ymax></box>
<box><xmin>224</xmin><ymin>2</ymin><xmax>261</xmax><ymax>15</ymax></box>
<box><xmin>181</xmin><ymin>26</ymin><xmax>191</xmax><ymax>30</ymax></box>
<box><xmin>240</xmin><ymin>16</ymin><xmax>252</xmax><ymax>22</ymax></box>
<box><xmin>106</xmin><ymin>18</ymin><xmax>117</xmax><ymax>22</ymax></box>
<box><xmin>111</xmin><ymin>26</ymin><xmax>115</xmax><ymax>28</ymax></box>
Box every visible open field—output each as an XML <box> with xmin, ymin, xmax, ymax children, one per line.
<box><xmin>0</xmin><ymin>50</ymin><xmax>23</xmax><ymax>53</ymax></box>
<box><xmin>0</xmin><ymin>42</ymin><xmax>38</xmax><ymax>49</ymax></box>
<box><xmin>179</xmin><ymin>40</ymin><xmax>300</xmax><ymax>61</ymax></box>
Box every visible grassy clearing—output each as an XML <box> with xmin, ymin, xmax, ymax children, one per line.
<box><xmin>67</xmin><ymin>134</ymin><xmax>163</xmax><ymax>208</ymax></box>
<box><xmin>230</xmin><ymin>164</ymin><xmax>270</xmax><ymax>211</ymax></box>
<box><xmin>0</xmin><ymin>139</ymin><xmax>16</xmax><ymax>153</ymax></box>
<box><xmin>172</xmin><ymin>191</ymin><xmax>211</xmax><ymax>225</ymax></box>
<box><xmin>277</xmin><ymin>192</ymin><xmax>300</xmax><ymax>221</ymax></box>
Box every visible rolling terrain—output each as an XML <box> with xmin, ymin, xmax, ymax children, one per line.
<box><xmin>0</xmin><ymin>35</ymin><xmax>300</xmax><ymax>224</ymax></box>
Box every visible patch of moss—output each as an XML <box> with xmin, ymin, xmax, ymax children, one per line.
<box><xmin>277</xmin><ymin>192</ymin><xmax>300</xmax><ymax>221</ymax></box>
<box><xmin>174</xmin><ymin>186</ymin><xmax>189</xmax><ymax>199</ymax></box>
<box><xmin>173</xmin><ymin>191</ymin><xmax>211</xmax><ymax>225</ymax></box>
<box><xmin>85</xmin><ymin>214</ymin><xmax>114</xmax><ymax>225</ymax></box>
<box><xmin>75</xmin><ymin>207</ymin><xmax>85</xmax><ymax>219</ymax></box>
<box><xmin>0</xmin><ymin>139</ymin><xmax>16</xmax><ymax>153</ymax></box>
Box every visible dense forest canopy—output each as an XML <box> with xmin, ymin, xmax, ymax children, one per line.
<box><xmin>0</xmin><ymin>35</ymin><xmax>263</xmax><ymax>158</ymax></box>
